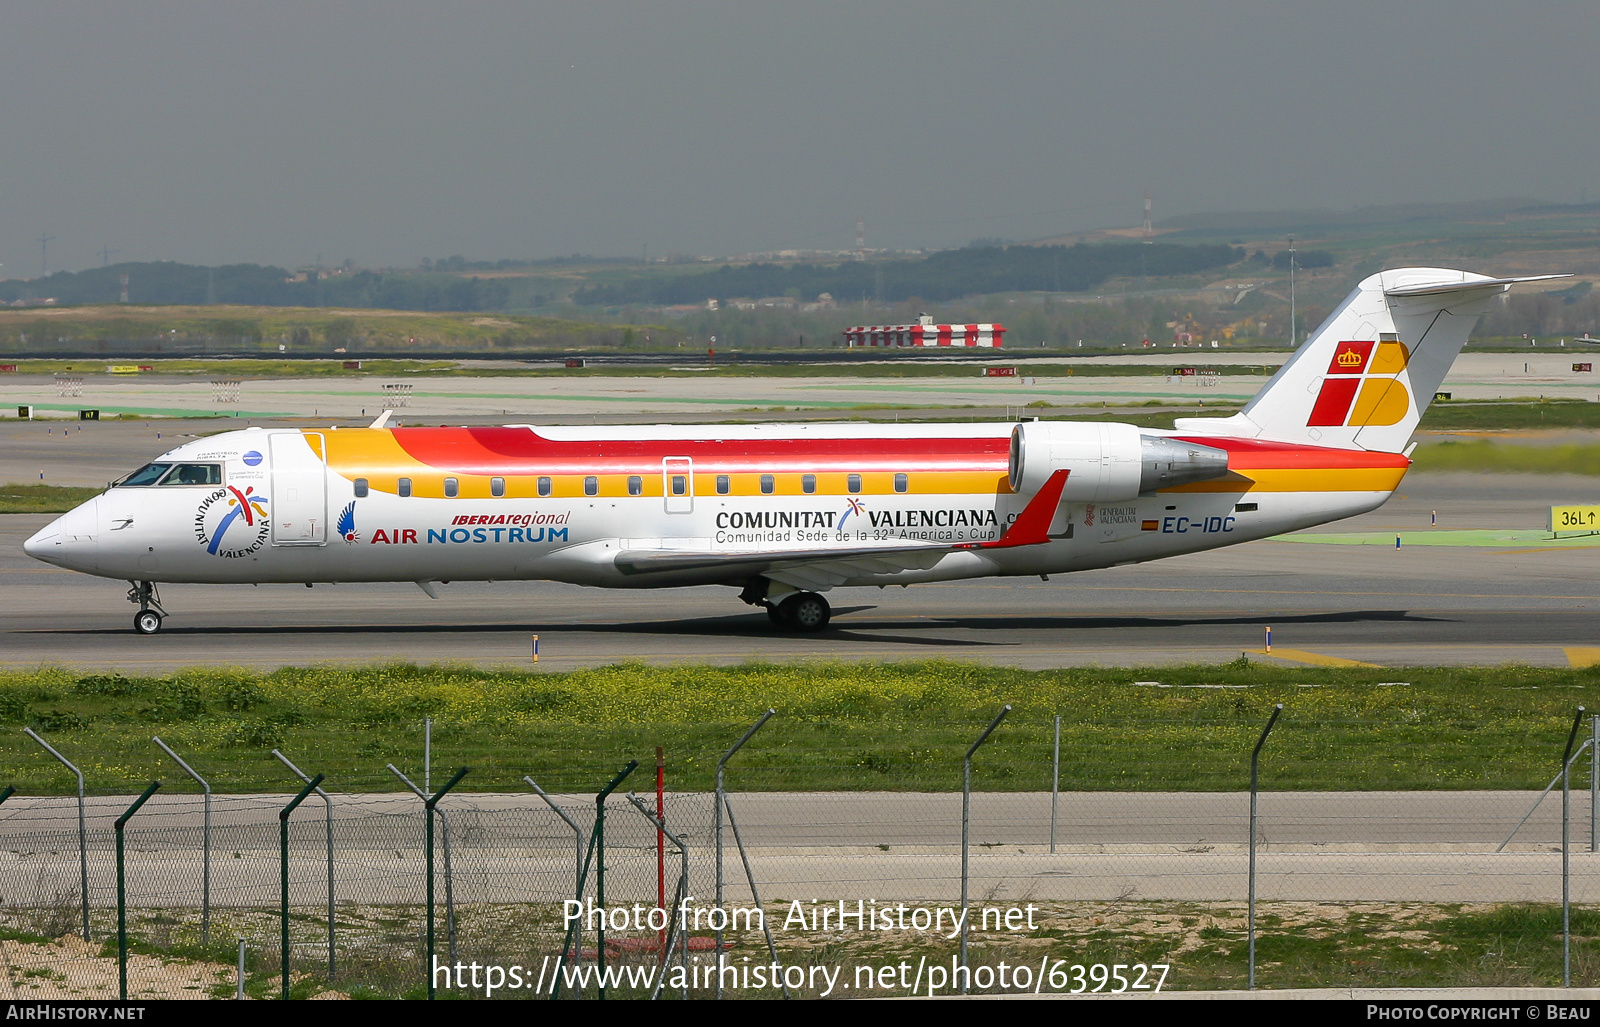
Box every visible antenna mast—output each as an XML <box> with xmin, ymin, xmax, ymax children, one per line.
<box><xmin>1287</xmin><ymin>234</ymin><xmax>1297</xmax><ymax>347</ymax></box>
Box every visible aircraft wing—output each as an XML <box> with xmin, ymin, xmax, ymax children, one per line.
<box><xmin>612</xmin><ymin>469</ymin><xmax>1071</xmax><ymax>588</ymax></box>
<box><xmin>614</xmin><ymin>539</ymin><xmax>955</xmax><ymax>581</ymax></box>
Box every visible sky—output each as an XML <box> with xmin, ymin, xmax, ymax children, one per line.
<box><xmin>2</xmin><ymin>1</ymin><xmax>1597</xmax><ymax>273</ymax></box>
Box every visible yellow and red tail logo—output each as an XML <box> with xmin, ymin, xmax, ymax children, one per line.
<box><xmin>1308</xmin><ymin>340</ymin><xmax>1411</xmax><ymax>427</ymax></box>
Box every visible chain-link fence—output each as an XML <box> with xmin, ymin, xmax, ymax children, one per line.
<box><xmin>2</xmin><ymin>708</ymin><xmax>1600</xmax><ymax>998</ymax></box>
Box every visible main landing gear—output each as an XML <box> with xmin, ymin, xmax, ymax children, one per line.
<box><xmin>747</xmin><ymin>588</ymin><xmax>831</xmax><ymax>632</ymax></box>
<box><xmin>127</xmin><ymin>581</ymin><xmax>167</xmax><ymax>635</ymax></box>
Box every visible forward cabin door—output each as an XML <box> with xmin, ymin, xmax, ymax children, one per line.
<box><xmin>269</xmin><ymin>432</ymin><xmax>327</xmax><ymax>545</ymax></box>
<box><xmin>663</xmin><ymin>457</ymin><xmax>693</xmax><ymax>514</ymax></box>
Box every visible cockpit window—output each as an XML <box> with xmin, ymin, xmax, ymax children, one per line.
<box><xmin>159</xmin><ymin>463</ymin><xmax>223</xmax><ymax>486</ymax></box>
<box><xmin>116</xmin><ymin>463</ymin><xmax>173</xmax><ymax>487</ymax></box>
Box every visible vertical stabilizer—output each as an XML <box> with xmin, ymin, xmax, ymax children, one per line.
<box><xmin>1173</xmin><ymin>268</ymin><xmax>1565</xmax><ymax>452</ymax></box>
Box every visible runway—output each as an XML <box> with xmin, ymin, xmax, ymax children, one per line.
<box><xmin>5</xmin><ymin>471</ymin><xmax>1600</xmax><ymax>671</ymax></box>
<box><xmin>1</xmin><ymin>351</ymin><xmax>1595</xmax><ymax>422</ymax></box>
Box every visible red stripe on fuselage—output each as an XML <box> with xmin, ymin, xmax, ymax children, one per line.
<box><xmin>1172</xmin><ymin>436</ymin><xmax>1410</xmax><ymax>471</ymax></box>
<box><xmin>390</xmin><ymin>427</ymin><xmax>1011</xmax><ymax>475</ymax></box>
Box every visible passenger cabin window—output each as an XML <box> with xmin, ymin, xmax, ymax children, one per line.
<box><xmin>759</xmin><ymin>474</ymin><xmax>775</xmax><ymax>495</ymax></box>
<box><xmin>490</xmin><ymin>476</ymin><xmax>505</xmax><ymax>498</ymax></box>
<box><xmin>444</xmin><ymin>477</ymin><xmax>459</xmax><ymax>498</ymax></box>
<box><xmin>584</xmin><ymin>475</ymin><xmax>599</xmax><ymax>497</ymax></box>
<box><xmin>537</xmin><ymin>476</ymin><xmax>552</xmax><ymax>497</ymax></box>
<box><xmin>801</xmin><ymin>473</ymin><xmax>816</xmax><ymax>495</ymax></box>
<box><xmin>894</xmin><ymin>472</ymin><xmax>909</xmax><ymax>493</ymax></box>
<box><xmin>160</xmin><ymin>463</ymin><xmax>222</xmax><ymax>486</ymax></box>
<box><xmin>627</xmin><ymin>475</ymin><xmax>643</xmax><ymax>496</ymax></box>
<box><xmin>117</xmin><ymin>463</ymin><xmax>173</xmax><ymax>487</ymax></box>
<box><xmin>716</xmin><ymin>474</ymin><xmax>730</xmax><ymax>495</ymax></box>
<box><xmin>847</xmin><ymin>473</ymin><xmax>862</xmax><ymax>494</ymax></box>
<box><xmin>398</xmin><ymin>477</ymin><xmax>412</xmax><ymax>498</ymax></box>
<box><xmin>671</xmin><ymin>475</ymin><xmax>687</xmax><ymax>496</ymax></box>
<box><xmin>353</xmin><ymin>478</ymin><xmax>369</xmax><ymax>498</ymax></box>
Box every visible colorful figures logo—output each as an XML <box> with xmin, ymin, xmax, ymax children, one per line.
<box><xmin>194</xmin><ymin>486</ymin><xmax>269</xmax><ymax>558</ymax></box>
<box><xmin>838</xmin><ymin>498</ymin><xmax>866</xmax><ymax>530</ymax></box>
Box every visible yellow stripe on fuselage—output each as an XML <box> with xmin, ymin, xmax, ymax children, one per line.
<box><xmin>1160</xmin><ymin>467</ymin><xmax>1407</xmax><ymax>494</ymax></box>
<box><xmin>318</xmin><ymin>428</ymin><xmax>1402</xmax><ymax>500</ymax></box>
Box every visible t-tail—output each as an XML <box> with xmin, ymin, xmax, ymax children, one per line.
<box><xmin>1174</xmin><ymin>268</ymin><xmax>1568</xmax><ymax>453</ymax></box>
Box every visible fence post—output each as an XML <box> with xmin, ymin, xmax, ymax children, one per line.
<box><xmin>525</xmin><ymin>778</ymin><xmax>584</xmax><ymax>912</ymax></box>
<box><xmin>961</xmin><ymin>705</ymin><xmax>1011</xmax><ymax>993</ymax></box>
<box><xmin>273</xmin><ymin>750</ymin><xmax>335</xmax><ymax>980</ymax></box>
<box><xmin>1590</xmin><ymin>714</ymin><xmax>1597</xmax><ymax>853</ymax></box>
<box><xmin>721</xmin><ymin>789</ymin><xmax>790</xmax><ymax>998</ymax></box>
<box><xmin>715</xmin><ymin>709</ymin><xmax>775</xmax><ymax>999</ymax></box>
<box><xmin>626</xmin><ymin>794</ymin><xmax>691</xmax><ymax>1000</ymax></box>
<box><xmin>594</xmin><ymin>761</ymin><xmax>637</xmax><ymax>1001</ymax></box>
<box><xmin>656</xmin><ymin>747</ymin><xmax>666</xmax><ymax>957</ymax></box>
<box><xmin>23</xmin><ymin>728</ymin><xmax>90</xmax><ymax>942</ymax></box>
<box><xmin>1563</xmin><ymin>706</ymin><xmax>1585</xmax><ymax>988</ymax></box>
<box><xmin>425</xmin><ymin>767</ymin><xmax>469</xmax><ymax>1000</ymax></box>
<box><xmin>439</xmin><ymin>809</ymin><xmax>458</xmax><ymax>961</ymax></box>
<box><xmin>279</xmin><ymin>773</ymin><xmax>323</xmax><ymax>1001</ymax></box>
<box><xmin>1248</xmin><ymin>703</ymin><xmax>1284</xmax><ymax>991</ymax></box>
<box><xmin>115</xmin><ymin>780</ymin><xmax>161</xmax><ymax>1001</ymax></box>
<box><xmin>1050</xmin><ymin>714</ymin><xmax>1061</xmax><ymax>854</ymax></box>
<box><xmin>153</xmin><ymin>737</ymin><xmax>211</xmax><ymax>944</ymax></box>
<box><xmin>393</xmin><ymin>764</ymin><xmax>467</xmax><ymax>993</ymax></box>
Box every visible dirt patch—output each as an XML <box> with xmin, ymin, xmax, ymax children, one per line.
<box><xmin>0</xmin><ymin>934</ymin><xmax>346</xmax><ymax>1000</ymax></box>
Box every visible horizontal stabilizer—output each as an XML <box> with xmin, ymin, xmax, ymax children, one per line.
<box><xmin>1384</xmin><ymin>274</ymin><xmax>1570</xmax><ymax>297</ymax></box>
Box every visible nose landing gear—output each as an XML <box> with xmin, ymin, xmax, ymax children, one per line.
<box><xmin>127</xmin><ymin>581</ymin><xmax>167</xmax><ymax>635</ymax></box>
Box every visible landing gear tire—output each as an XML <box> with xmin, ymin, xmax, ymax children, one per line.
<box><xmin>767</xmin><ymin>604</ymin><xmax>787</xmax><ymax>628</ymax></box>
<box><xmin>126</xmin><ymin>580</ymin><xmax>167</xmax><ymax>634</ymax></box>
<box><xmin>778</xmin><ymin>592</ymin><xmax>830</xmax><ymax>632</ymax></box>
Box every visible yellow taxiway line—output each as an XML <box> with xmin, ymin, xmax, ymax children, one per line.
<box><xmin>1247</xmin><ymin>647</ymin><xmax>1381</xmax><ymax>668</ymax></box>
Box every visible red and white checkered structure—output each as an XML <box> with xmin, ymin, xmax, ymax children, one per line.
<box><xmin>842</xmin><ymin>322</ymin><xmax>1005</xmax><ymax>348</ymax></box>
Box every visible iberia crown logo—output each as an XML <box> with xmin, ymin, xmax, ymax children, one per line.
<box><xmin>1308</xmin><ymin>339</ymin><xmax>1411</xmax><ymax>428</ymax></box>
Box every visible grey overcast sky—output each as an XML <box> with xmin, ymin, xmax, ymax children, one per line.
<box><xmin>3</xmin><ymin>1</ymin><xmax>1597</xmax><ymax>273</ymax></box>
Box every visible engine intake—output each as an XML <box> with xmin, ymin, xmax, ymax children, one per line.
<box><xmin>1008</xmin><ymin>421</ymin><xmax>1230</xmax><ymax>502</ymax></box>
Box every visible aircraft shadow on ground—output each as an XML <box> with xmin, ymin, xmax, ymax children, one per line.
<box><xmin>37</xmin><ymin>607</ymin><xmax>1446</xmax><ymax>649</ymax></box>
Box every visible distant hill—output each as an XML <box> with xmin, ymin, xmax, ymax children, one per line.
<box><xmin>0</xmin><ymin>262</ymin><xmax>523</xmax><ymax>312</ymax></box>
<box><xmin>573</xmin><ymin>241</ymin><xmax>1245</xmax><ymax>307</ymax></box>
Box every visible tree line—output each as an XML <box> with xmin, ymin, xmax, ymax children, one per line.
<box><xmin>0</xmin><ymin>262</ymin><xmax>525</xmax><ymax>312</ymax></box>
<box><xmin>573</xmin><ymin>242</ymin><xmax>1248</xmax><ymax>307</ymax></box>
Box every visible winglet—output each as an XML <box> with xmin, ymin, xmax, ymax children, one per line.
<box><xmin>368</xmin><ymin>410</ymin><xmax>394</xmax><ymax>430</ymax></box>
<box><xmin>963</xmin><ymin>469</ymin><xmax>1069</xmax><ymax>550</ymax></box>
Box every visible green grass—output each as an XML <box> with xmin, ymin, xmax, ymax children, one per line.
<box><xmin>1</xmin><ymin>661</ymin><xmax>1598</xmax><ymax>795</ymax></box>
<box><xmin>1</xmin><ymin>358</ymin><xmax>458</xmax><ymax>377</ymax></box>
<box><xmin>1412</xmin><ymin>438</ymin><xmax>1600</xmax><ymax>474</ymax></box>
<box><xmin>760</xmin><ymin>900</ymin><xmax>1600</xmax><ymax>994</ymax></box>
<box><xmin>0</xmin><ymin>483</ymin><xmax>102</xmax><ymax>514</ymax></box>
<box><xmin>1</xmin><ymin>357</ymin><xmax>1279</xmax><ymax>379</ymax></box>
<box><xmin>1419</xmin><ymin>400</ymin><xmax>1600</xmax><ymax>430</ymax></box>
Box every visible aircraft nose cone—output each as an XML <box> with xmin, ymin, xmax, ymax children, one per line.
<box><xmin>23</xmin><ymin>497</ymin><xmax>99</xmax><ymax>568</ymax></box>
<box><xmin>22</xmin><ymin>524</ymin><xmax>59</xmax><ymax>559</ymax></box>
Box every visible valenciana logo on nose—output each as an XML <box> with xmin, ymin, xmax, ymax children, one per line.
<box><xmin>195</xmin><ymin>486</ymin><xmax>270</xmax><ymax>558</ymax></box>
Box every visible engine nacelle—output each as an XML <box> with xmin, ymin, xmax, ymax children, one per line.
<box><xmin>1008</xmin><ymin>421</ymin><xmax>1231</xmax><ymax>502</ymax></box>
